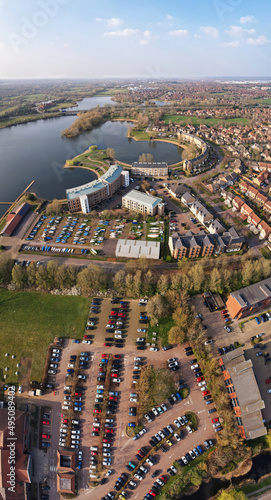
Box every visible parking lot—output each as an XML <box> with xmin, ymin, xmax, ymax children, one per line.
<box><xmin>22</xmin><ymin>295</ymin><xmax>222</xmax><ymax>500</ymax></box>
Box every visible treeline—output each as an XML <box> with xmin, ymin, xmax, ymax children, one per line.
<box><xmin>0</xmin><ymin>254</ymin><xmax>270</xmax><ymax>298</ymax></box>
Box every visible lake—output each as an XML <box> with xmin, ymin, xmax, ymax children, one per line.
<box><xmin>0</xmin><ymin>115</ymin><xmax>182</xmax><ymax>217</ymax></box>
<box><xmin>64</xmin><ymin>95</ymin><xmax>118</xmax><ymax>111</ymax></box>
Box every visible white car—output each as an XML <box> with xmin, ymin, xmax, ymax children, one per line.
<box><xmin>103</xmin><ymin>443</ymin><xmax>111</xmax><ymax>448</ymax></box>
<box><xmin>114</xmin><ymin>330</ymin><xmax>123</xmax><ymax>335</ymax></box>
<box><xmin>150</xmin><ymin>347</ymin><xmax>158</xmax><ymax>352</ymax></box>
<box><xmin>112</xmin><ymin>378</ymin><xmax>121</xmax><ymax>383</ymax></box>
<box><xmin>62</xmin><ymin>405</ymin><xmax>69</xmax><ymax>410</ymax></box>
<box><xmin>152</xmin><ymin>407</ymin><xmax>159</xmax><ymax>416</ymax></box>
<box><xmin>134</xmin><ymin>357</ymin><xmax>143</xmax><ymax>361</ymax></box>
<box><xmin>174</xmin><ymin>419</ymin><xmax>181</xmax><ymax>428</ymax></box>
<box><xmin>191</xmin><ymin>364</ymin><xmax>199</xmax><ymax>370</ymax></box>
<box><xmin>71</xmin><ymin>430</ymin><xmax>80</xmax><ymax>435</ymax></box>
<box><xmin>186</xmin><ymin>425</ymin><xmax>193</xmax><ymax>434</ymax></box>
<box><xmin>167</xmin><ymin>358</ymin><xmax>177</xmax><ymax>364</ymax></box>
<box><xmin>168</xmin><ymin>361</ymin><xmax>178</xmax><ymax>368</ymax></box>
<box><xmin>134</xmin><ymin>473</ymin><xmax>143</xmax><ymax>481</ymax></box>
<box><xmin>174</xmin><ymin>432</ymin><xmax>181</xmax><ymax>441</ymax></box>
<box><xmin>130</xmin><ymin>398</ymin><xmax>138</xmax><ymax>402</ymax></box>
<box><xmin>18</xmin><ymin>385</ymin><xmax>23</xmax><ymax>394</ymax></box>
<box><xmin>82</xmin><ymin>340</ymin><xmax>92</xmax><ymax>344</ymax></box>
<box><xmin>97</xmin><ymin>385</ymin><xmax>104</xmax><ymax>390</ymax></box>
<box><xmin>204</xmin><ymin>340</ymin><xmax>213</xmax><ymax>345</ymax></box>
<box><xmin>103</xmin><ymin>452</ymin><xmax>111</xmax><ymax>457</ymax></box>
<box><xmin>198</xmin><ymin>381</ymin><xmax>206</xmax><ymax>387</ymax></box>
<box><xmin>115</xmin><ymin>334</ymin><xmax>123</xmax><ymax>339</ymax></box>
<box><xmin>161</xmin><ymin>403</ymin><xmax>167</xmax><ymax>412</ymax></box>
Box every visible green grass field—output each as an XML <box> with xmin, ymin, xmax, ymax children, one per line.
<box><xmin>0</xmin><ymin>290</ymin><xmax>90</xmax><ymax>383</ymax></box>
<box><xmin>163</xmin><ymin>114</ymin><xmax>249</xmax><ymax>126</ymax></box>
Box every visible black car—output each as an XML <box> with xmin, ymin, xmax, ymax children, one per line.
<box><xmin>160</xmin><ymin>445</ymin><xmax>167</xmax><ymax>453</ymax></box>
<box><xmin>184</xmin><ymin>346</ymin><xmax>192</xmax><ymax>352</ymax></box>
<box><xmin>97</xmin><ymin>376</ymin><xmax>105</xmax><ymax>382</ymax></box>
<box><xmin>190</xmin><ymin>359</ymin><xmax>197</xmax><ymax>364</ymax></box>
<box><xmin>186</xmin><ymin>351</ymin><xmax>194</xmax><ymax>356</ymax></box>
<box><xmin>116</xmin><ymin>344</ymin><xmax>124</xmax><ymax>348</ymax></box>
<box><xmin>137</xmin><ymin>346</ymin><xmax>146</xmax><ymax>350</ymax></box>
<box><xmin>151</xmin><ymin>470</ymin><xmax>160</xmax><ymax>478</ymax></box>
<box><xmin>167</xmin><ymin>396</ymin><xmax>174</xmax><ymax>405</ymax></box>
<box><xmin>162</xmin><ymin>345</ymin><xmax>173</xmax><ymax>351</ymax></box>
<box><xmin>105</xmin><ymin>337</ymin><xmax>114</xmax><ymax>342</ymax></box>
<box><xmin>111</xmin><ymin>299</ymin><xmax>119</xmax><ymax>304</ymax></box>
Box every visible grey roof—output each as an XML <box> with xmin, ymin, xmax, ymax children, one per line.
<box><xmin>66</xmin><ymin>164</ymin><xmax>123</xmax><ymax>200</ymax></box>
<box><xmin>221</xmin><ymin>348</ymin><xmax>266</xmax><ymax>440</ymax></box>
<box><xmin>132</xmin><ymin>162</ymin><xmax>168</xmax><ymax>169</ymax></box>
<box><xmin>122</xmin><ymin>190</ymin><xmax>163</xmax><ymax>209</ymax></box>
<box><xmin>230</xmin><ymin>277</ymin><xmax>271</xmax><ymax>308</ymax></box>
<box><xmin>116</xmin><ymin>239</ymin><xmax>160</xmax><ymax>259</ymax></box>
<box><xmin>101</xmin><ymin>165</ymin><xmax>123</xmax><ymax>183</ymax></box>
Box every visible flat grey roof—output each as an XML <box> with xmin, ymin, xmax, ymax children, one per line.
<box><xmin>230</xmin><ymin>277</ymin><xmax>271</xmax><ymax>308</ymax></box>
<box><xmin>102</xmin><ymin>165</ymin><xmax>123</xmax><ymax>183</ymax></box>
<box><xmin>122</xmin><ymin>189</ymin><xmax>162</xmax><ymax>209</ymax></box>
<box><xmin>132</xmin><ymin>162</ymin><xmax>168</xmax><ymax>168</ymax></box>
<box><xmin>221</xmin><ymin>347</ymin><xmax>266</xmax><ymax>439</ymax></box>
<box><xmin>116</xmin><ymin>239</ymin><xmax>160</xmax><ymax>259</ymax></box>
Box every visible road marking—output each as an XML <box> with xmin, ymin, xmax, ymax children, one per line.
<box><xmin>197</xmin><ymin>410</ymin><xmax>206</xmax><ymax>414</ymax></box>
<box><xmin>169</xmin><ymin>454</ymin><xmax>174</xmax><ymax>459</ymax></box>
<box><xmin>184</xmin><ymin>401</ymin><xmax>190</xmax><ymax>406</ymax></box>
<box><xmin>120</xmin><ymin>439</ymin><xmax>132</xmax><ymax>452</ymax></box>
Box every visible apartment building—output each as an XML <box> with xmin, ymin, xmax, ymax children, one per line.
<box><xmin>226</xmin><ymin>277</ymin><xmax>271</xmax><ymax>319</ymax></box>
<box><xmin>131</xmin><ymin>162</ymin><xmax>168</xmax><ymax>178</ymax></box>
<box><xmin>66</xmin><ymin>165</ymin><xmax>128</xmax><ymax>213</ymax></box>
<box><xmin>122</xmin><ymin>189</ymin><xmax>165</xmax><ymax>216</ymax></box>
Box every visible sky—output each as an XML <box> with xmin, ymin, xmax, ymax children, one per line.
<box><xmin>0</xmin><ymin>0</ymin><xmax>270</xmax><ymax>79</ymax></box>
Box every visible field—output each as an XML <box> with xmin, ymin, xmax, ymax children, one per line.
<box><xmin>0</xmin><ymin>289</ymin><xmax>90</xmax><ymax>384</ymax></box>
<box><xmin>163</xmin><ymin>114</ymin><xmax>249</xmax><ymax>126</ymax></box>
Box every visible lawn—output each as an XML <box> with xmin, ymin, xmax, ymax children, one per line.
<box><xmin>147</xmin><ymin>315</ymin><xmax>176</xmax><ymax>346</ymax></box>
<box><xmin>137</xmin><ymin>365</ymin><xmax>176</xmax><ymax>417</ymax></box>
<box><xmin>163</xmin><ymin>114</ymin><xmax>249</xmax><ymax>126</ymax></box>
<box><xmin>0</xmin><ymin>289</ymin><xmax>90</xmax><ymax>384</ymax></box>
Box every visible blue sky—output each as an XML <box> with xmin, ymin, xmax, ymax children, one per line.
<box><xmin>0</xmin><ymin>0</ymin><xmax>270</xmax><ymax>78</ymax></box>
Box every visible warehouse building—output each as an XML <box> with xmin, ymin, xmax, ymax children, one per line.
<box><xmin>0</xmin><ymin>202</ymin><xmax>31</xmax><ymax>237</ymax></box>
<box><xmin>116</xmin><ymin>239</ymin><xmax>160</xmax><ymax>259</ymax></box>
<box><xmin>66</xmin><ymin>165</ymin><xmax>129</xmax><ymax>213</ymax></box>
<box><xmin>226</xmin><ymin>277</ymin><xmax>271</xmax><ymax>319</ymax></box>
<box><xmin>131</xmin><ymin>162</ymin><xmax>168</xmax><ymax>178</ymax></box>
<box><xmin>122</xmin><ymin>189</ymin><xmax>165</xmax><ymax>216</ymax></box>
<box><xmin>219</xmin><ymin>348</ymin><xmax>266</xmax><ymax>440</ymax></box>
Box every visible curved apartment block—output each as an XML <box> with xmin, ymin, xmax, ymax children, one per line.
<box><xmin>177</xmin><ymin>131</ymin><xmax>210</xmax><ymax>173</ymax></box>
<box><xmin>66</xmin><ymin>165</ymin><xmax>129</xmax><ymax>213</ymax></box>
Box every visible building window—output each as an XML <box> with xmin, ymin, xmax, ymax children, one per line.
<box><xmin>237</xmin><ymin>417</ymin><xmax>243</xmax><ymax>426</ymax></box>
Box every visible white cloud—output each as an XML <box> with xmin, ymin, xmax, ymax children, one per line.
<box><xmin>63</xmin><ymin>43</ymin><xmax>70</xmax><ymax>48</ymax></box>
<box><xmin>168</xmin><ymin>29</ymin><xmax>188</xmax><ymax>37</ymax></box>
<box><xmin>96</xmin><ymin>17</ymin><xmax>124</xmax><ymax>28</ymax></box>
<box><xmin>246</xmin><ymin>35</ymin><xmax>270</xmax><ymax>46</ymax></box>
<box><xmin>240</xmin><ymin>15</ymin><xmax>256</xmax><ymax>24</ymax></box>
<box><xmin>167</xmin><ymin>14</ymin><xmax>173</xmax><ymax>20</ymax></box>
<box><xmin>139</xmin><ymin>30</ymin><xmax>159</xmax><ymax>45</ymax></box>
<box><xmin>200</xmin><ymin>26</ymin><xmax>219</xmax><ymax>38</ymax></box>
<box><xmin>223</xmin><ymin>40</ymin><xmax>240</xmax><ymax>48</ymax></box>
<box><xmin>104</xmin><ymin>28</ymin><xmax>139</xmax><ymax>37</ymax></box>
<box><xmin>226</xmin><ymin>25</ymin><xmax>256</xmax><ymax>38</ymax></box>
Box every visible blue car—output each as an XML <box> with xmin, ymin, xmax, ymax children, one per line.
<box><xmin>74</xmin><ymin>401</ymin><xmax>83</xmax><ymax>406</ymax></box>
<box><xmin>72</xmin><ymin>339</ymin><xmax>80</xmax><ymax>344</ymax></box>
<box><xmin>175</xmin><ymin>392</ymin><xmax>182</xmax><ymax>401</ymax></box>
<box><xmin>255</xmin><ymin>317</ymin><xmax>260</xmax><ymax>324</ymax></box>
<box><xmin>128</xmin><ymin>422</ymin><xmax>136</xmax><ymax>427</ymax></box>
<box><xmin>197</xmin><ymin>445</ymin><xmax>203</xmax><ymax>455</ymax></box>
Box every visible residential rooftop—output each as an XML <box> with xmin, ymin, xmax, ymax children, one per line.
<box><xmin>122</xmin><ymin>189</ymin><xmax>163</xmax><ymax>208</ymax></box>
<box><xmin>66</xmin><ymin>164</ymin><xmax>122</xmax><ymax>200</ymax></box>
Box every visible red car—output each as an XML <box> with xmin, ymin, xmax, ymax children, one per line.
<box><xmin>42</xmin><ymin>420</ymin><xmax>50</xmax><ymax>426</ymax></box>
<box><xmin>42</xmin><ymin>434</ymin><xmax>50</xmax><ymax>439</ymax></box>
<box><xmin>110</xmin><ymin>311</ymin><xmax>117</xmax><ymax>316</ymax></box>
<box><xmin>202</xmin><ymin>390</ymin><xmax>210</xmax><ymax>396</ymax></box>
<box><xmin>197</xmin><ymin>377</ymin><xmax>204</xmax><ymax>382</ymax></box>
<box><xmin>104</xmin><ymin>343</ymin><xmax>112</xmax><ymax>347</ymax></box>
<box><xmin>114</xmin><ymin>355</ymin><xmax>121</xmax><ymax>359</ymax></box>
<box><xmin>266</xmin><ymin>378</ymin><xmax>271</xmax><ymax>384</ymax></box>
<box><xmin>160</xmin><ymin>476</ymin><xmax>167</xmax><ymax>483</ymax></box>
<box><xmin>103</xmin><ymin>438</ymin><xmax>112</xmax><ymax>443</ymax></box>
<box><xmin>90</xmin><ymin>451</ymin><xmax>98</xmax><ymax>456</ymax></box>
<box><xmin>105</xmin><ymin>429</ymin><xmax>113</xmax><ymax>434</ymax></box>
<box><xmin>118</xmin><ymin>312</ymin><xmax>126</xmax><ymax>318</ymax></box>
<box><xmin>212</xmin><ymin>418</ymin><xmax>219</xmax><ymax>424</ymax></box>
<box><xmin>102</xmin><ymin>354</ymin><xmax>109</xmax><ymax>358</ymax></box>
<box><xmin>92</xmin><ymin>427</ymin><xmax>99</xmax><ymax>433</ymax></box>
<box><xmin>222</xmin><ymin>310</ymin><xmax>228</xmax><ymax>314</ymax></box>
<box><xmin>93</xmin><ymin>409</ymin><xmax>102</xmax><ymax>413</ymax></box>
<box><xmin>83</xmin><ymin>334</ymin><xmax>92</xmax><ymax>339</ymax></box>
<box><xmin>109</xmin><ymin>396</ymin><xmax>117</xmax><ymax>401</ymax></box>
<box><xmin>149</xmin><ymin>490</ymin><xmax>156</xmax><ymax>497</ymax></box>
<box><xmin>75</xmin><ymin>392</ymin><xmax>81</xmax><ymax>396</ymax></box>
<box><xmin>120</xmin><ymin>304</ymin><xmax>127</xmax><ymax>309</ymax></box>
<box><xmin>99</xmin><ymin>367</ymin><xmax>106</xmax><ymax>372</ymax></box>
<box><xmin>108</xmin><ymin>319</ymin><xmax>115</xmax><ymax>324</ymax></box>
<box><xmin>62</xmin><ymin>419</ymin><xmax>68</xmax><ymax>424</ymax></box>
<box><xmin>110</xmin><ymin>373</ymin><xmax>118</xmax><ymax>378</ymax></box>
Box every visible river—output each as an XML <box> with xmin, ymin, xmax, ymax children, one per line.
<box><xmin>64</xmin><ymin>95</ymin><xmax>118</xmax><ymax>111</ymax></box>
<box><xmin>0</xmin><ymin>96</ymin><xmax>182</xmax><ymax>217</ymax></box>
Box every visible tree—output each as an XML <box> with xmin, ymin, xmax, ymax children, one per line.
<box><xmin>157</xmin><ymin>275</ymin><xmax>169</xmax><ymax>295</ymax></box>
<box><xmin>209</xmin><ymin>267</ymin><xmax>222</xmax><ymax>293</ymax></box>
<box><xmin>35</xmin><ymin>265</ymin><xmax>49</xmax><ymax>290</ymax></box>
<box><xmin>113</xmin><ymin>270</ymin><xmax>127</xmax><ymax>296</ymax></box>
<box><xmin>106</xmin><ymin>147</ymin><xmax>115</xmax><ymax>160</ymax></box>
<box><xmin>89</xmin><ymin>145</ymin><xmax>98</xmax><ymax>151</ymax></box>
<box><xmin>0</xmin><ymin>255</ymin><xmax>13</xmax><ymax>285</ymax></box>
<box><xmin>189</xmin><ymin>263</ymin><xmax>205</xmax><ymax>292</ymax></box>
<box><xmin>168</xmin><ymin>326</ymin><xmax>186</xmax><ymax>344</ymax></box>
<box><xmin>138</xmin><ymin>153</ymin><xmax>153</xmax><ymax>163</ymax></box>
<box><xmin>27</xmin><ymin>262</ymin><xmax>37</xmax><ymax>287</ymax></box>
<box><xmin>11</xmin><ymin>265</ymin><xmax>27</xmax><ymax>289</ymax></box>
<box><xmin>46</xmin><ymin>199</ymin><xmax>62</xmax><ymax>215</ymax></box>
<box><xmin>133</xmin><ymin>270</ymin><xmax>142</xmax><ymax>298</ymax></box>
<box><xmin>217</xmin><ymin>489</ymin><xmax>246</xmax><ymax>500</ymax></box>
<box><xmin>146</xmin><ymin>295</ymin><xmax>168</xmax><ymax>323</ymax></box>
<box><xmin>77</xmin><ymin>264</ymin><xmax>106</xmax><ymax>295</ymax></box>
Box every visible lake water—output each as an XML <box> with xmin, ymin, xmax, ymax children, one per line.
<box><xmin>0</xmin><ymin>115</ymin><xmax>182</xmax><ymax>217</ymax></box>
<box><xmin>64</xmin><ymin>95</ymin><xmax>117</xmax><ymax>111</ymax></box>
